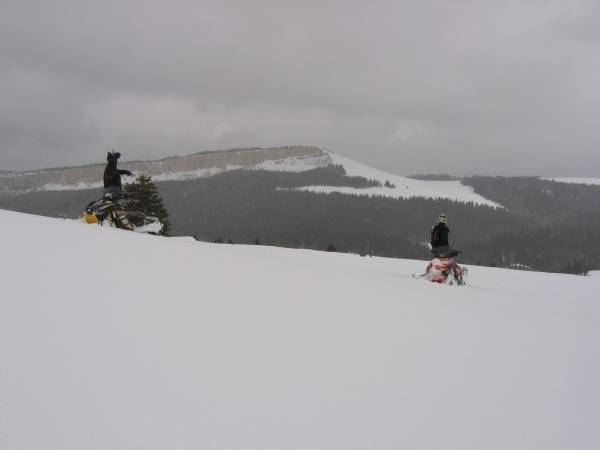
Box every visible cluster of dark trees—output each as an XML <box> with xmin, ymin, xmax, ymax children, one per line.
<box><xmin>462</xmin><ymin>176</ymin><xmax>600</xmax><ymax>223</ymax></box>
<box><xmin>459</xmin><ymin>176</ymin><xmax>600</xmax><ymax>273</ymax></box>
<box><xmin>124</xmin><ymin>174</ymin><xmax>171</xmax><ymax>236</ymax></box>
<box><xmin>408</xmin><ymin>173</ymin><xmax>459</xmax><ymax>181</ymax></box>
<box><xmin>1</xmin><ymin>168</ymin><xmax>598</xmax><ymax>274</ymax></box>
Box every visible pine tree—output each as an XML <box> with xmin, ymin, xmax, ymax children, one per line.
<box><xmin>125</xmin><ymin>174</ymin><xmax>172</xmax><ymax>236</ymax></box>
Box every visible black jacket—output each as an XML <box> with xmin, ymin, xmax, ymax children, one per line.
<box><xmin>431</xmin><ymin>222</ymin><xmax>449</xmax><ymax>248</ymax></box>
<box><xmin>103</xmin><ymin>161</ymin><xmax>131</xmax><ymax>189</ymax></box>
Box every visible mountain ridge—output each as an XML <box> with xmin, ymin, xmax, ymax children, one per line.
<box><xmin>0</xmin><ymin>146</ymin><xmax>498</xmax><ymax>206</ymax></box>
<box><xmin>0</xmin><ymin>146</ymin><xmax>329</xmax><ymax>193</ymax></box>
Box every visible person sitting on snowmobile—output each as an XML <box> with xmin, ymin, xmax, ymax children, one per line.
<box><xmin>431</xmin><ymin>213</ymin><xmax>454</xmax><ymax>257</ymax></box>
<box><xmin>103</xmin><ymin>151</ymin><xmax>133</xmax><ymax>199</ymax></box>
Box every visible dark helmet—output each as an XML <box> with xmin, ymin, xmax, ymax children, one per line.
<box><xmin>106</xmin><ymin>150</ymin><xmax>121</xmax><ymax>162</ymax></box>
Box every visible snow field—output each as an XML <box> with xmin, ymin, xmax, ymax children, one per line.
<box><xmin>318</xmin><ymin>149</ymin><xmax>503</xmax><ymax>207</ymax></box>
<box><xmin>1</xmin><ymin>209</ymin><xmax>599</xmax><ymax>450</ymax></box>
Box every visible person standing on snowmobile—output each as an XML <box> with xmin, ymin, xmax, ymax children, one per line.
<box><xmin>426</xmin><ymin>213</ymin><xmax>466</xmax><ymax>284</ymax></box>
<box><xmin>431</xmin><ymin>213</ymin><xmax>451</xmax><ymax>256</ymax></box>
<box><xmin>103</xmin><ymin>151</ymin><xmax>133</xmax><ymax>198</ymax></box>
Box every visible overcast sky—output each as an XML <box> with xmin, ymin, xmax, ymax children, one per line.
<box><xmin>1</xmin><ymin>0</ymin><xmax>599</xmax><ymax>175</ymax></box>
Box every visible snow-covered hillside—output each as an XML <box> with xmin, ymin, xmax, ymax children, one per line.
<box><xmin>309</xmin><ymin>149</ymin><xmax>501</xmax><ymax>207</ymax></box>
<box><xmin>1</xmin><ymin>209</ymin><xmax>599</xmax><ymax>450</ymax></box>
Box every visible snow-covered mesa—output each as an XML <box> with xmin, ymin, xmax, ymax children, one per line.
<box><xmin>251</xmin><ymin>153</ymin><xmax>332</xmax><ymax>172</ymax></box>
<box><xmin>151</xmin><ymin>165</ymin><xmax>244</xmax><ymax>182</ymax></box>
<box><xmin>1</xmin><ymin>208</ymin><xmax>599</xmax><ymax>450</ymax></box>
<box><xmin>151</xmin><ymin>155</ymin><xmax>332</xmax><ymax>181</ymax></box>
<box><xmin>2</xmin><ymin>146</ymin><xmax>500</xmax><ymax>206</ymax></box>
<box><xmin>42</xmin><ymin>181</ymin><xmax>103</xmax><ymax>191</ymax></box>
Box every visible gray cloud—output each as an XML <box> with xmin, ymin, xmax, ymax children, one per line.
<box><xmin>1</xmin><ymin>0</ymin><xmax>599</xmax><ymax>175</ymax></box>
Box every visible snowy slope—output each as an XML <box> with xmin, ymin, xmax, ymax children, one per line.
<box><xmin>1</xmin><ymin>209</ymin><xmax>599</xmax><ymax>450</ymax></box>
<box><xmin>304</xmin><ymin>149</ymin><xmax>502</xmax><ymax>207</ymax></box>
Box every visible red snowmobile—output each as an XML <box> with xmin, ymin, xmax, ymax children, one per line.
<box><xmin>422</xmin><ymin>248</ymin><xmax>467</xmax><ymax>285</ymax></box>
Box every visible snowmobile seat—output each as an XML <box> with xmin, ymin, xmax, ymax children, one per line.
<box><xmin>431</xmin><ymin>246</ymin><xmax>461</xmax><ymax>258</ymax></box>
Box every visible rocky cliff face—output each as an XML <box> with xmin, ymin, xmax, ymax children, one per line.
<box><xmin>0</xmin><ymin>146</ymin><xmax>330</xmax><ymax>193</ymax></box>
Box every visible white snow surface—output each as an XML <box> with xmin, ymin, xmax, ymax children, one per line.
<box><xmin>42</xmin><ymin>181</ymin><xmax>103</xmax><ymax>191</ymax></box>
<box><xmin>314</xmin><ymin>150</ymin><xmax>502</xmax><ymax>207</ymax></box>
<box><xmin>250</xmin><ymin>153</ymin><xmax>332</xmax><ymax>172</ymax></box>
<box><xmin>542</xmin><ymin>177</ymin><xmax>600</xmax><ymax>185</ymax></box>
<box><xmin>151</xmin><ymin>165</ymin><xmax>245</xmax><ymax>182</ymax></box>
<box><xmin>2</xmin><ymin>209</ymin><xmax>599</xmax><ymax>450</ymax></box>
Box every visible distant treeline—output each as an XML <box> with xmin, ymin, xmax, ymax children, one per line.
<box><xmin>407</xmin><ymin>174</ymin><xmax>460</xmax><ymax>181</ymax></box>
<box><xmin>462</xmin><ymin>176</ymin><xmax>600</xmax><ymax>223</ymax></box>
